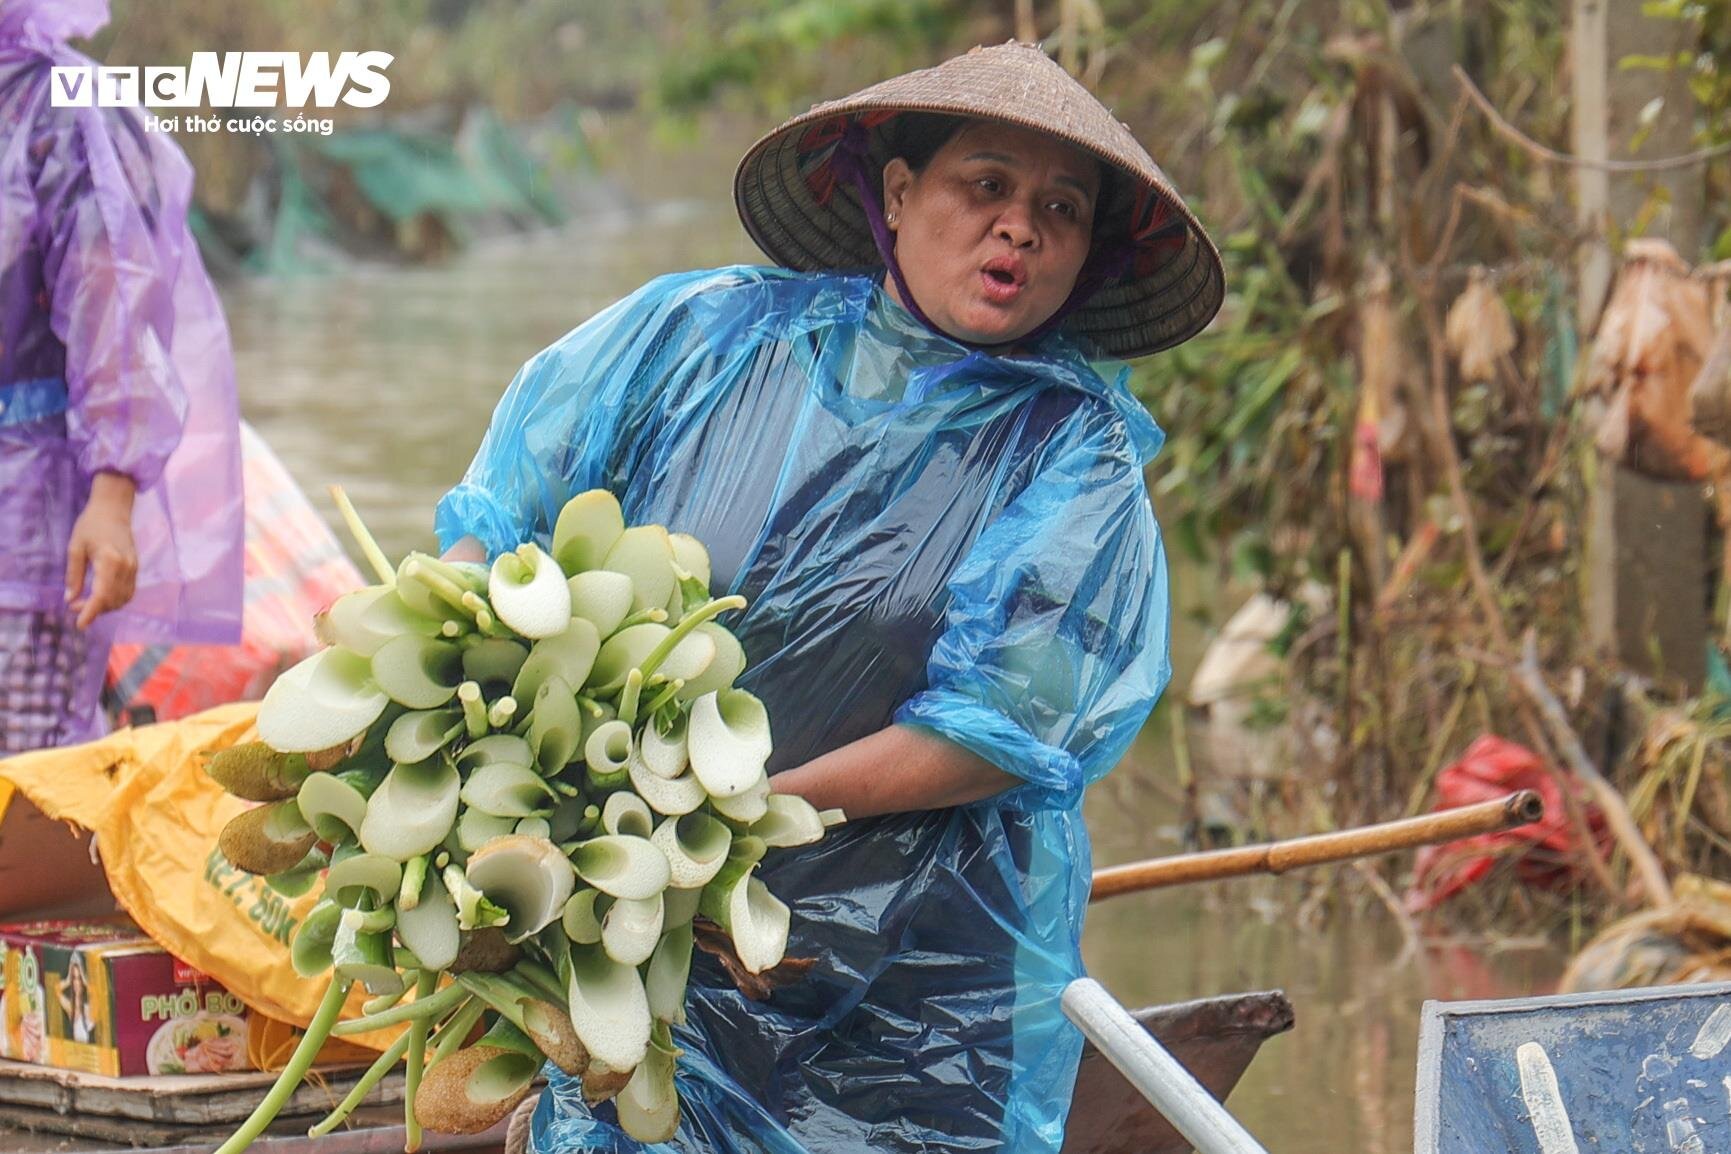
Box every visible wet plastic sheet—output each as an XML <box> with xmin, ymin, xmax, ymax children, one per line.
<box><xmin>438</xmin><ymin>267</ymin><xmax>1172</xmax><ymax>1154</ymax></box>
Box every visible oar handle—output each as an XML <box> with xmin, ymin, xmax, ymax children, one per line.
<box><xmin>1089</xmin><ymin>790</ymin><xmax>1544</xmax><ymax>902</ymax></box>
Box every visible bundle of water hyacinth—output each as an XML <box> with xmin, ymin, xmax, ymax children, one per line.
<box><xmin>206</xmin><ymin>489</ymin><xmax>835</xmax><ymax>1151</ymax></box>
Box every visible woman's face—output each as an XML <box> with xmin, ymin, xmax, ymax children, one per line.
<box><xmin>881</xmin><ymin>120</ymin><xmax>1100</xmax><ymax>348</ymax></box>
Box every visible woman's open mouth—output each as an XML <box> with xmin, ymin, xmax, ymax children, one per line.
<box><xmin>978</xmin><ymin>257</ymin><xmax>1027</xmax><ymax>305</ymax></box>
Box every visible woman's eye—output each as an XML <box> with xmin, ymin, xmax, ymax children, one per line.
<box><xmin>1049</xmin><ymin>201</ymin><xmax>1076</xmax><ymax>218</ymax></box>
<box><xmin>975</xmin><ymin>177</ymin><xmax>1002</xmax><ymax>194</ymax></box>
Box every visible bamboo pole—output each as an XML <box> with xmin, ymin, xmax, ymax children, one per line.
<box><xmin>1089</xmin><ymin>790</ymin><xmax>1544</xmax><ymax>902</ymax></box>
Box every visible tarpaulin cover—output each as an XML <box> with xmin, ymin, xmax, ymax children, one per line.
<box><xmin>1405</xmin><ymin>735</ymin><xmax>1609</xmax><ymax>913</ymax></box>
<box><xmin>437</xmin><ymin>266</ymin><xmax>1172</xmax><ymax>1154</ymax></box>
<box><xmin>0</xmin><ymin>0</ymin><xmax>244</xmax><ymax>647</ymax></box>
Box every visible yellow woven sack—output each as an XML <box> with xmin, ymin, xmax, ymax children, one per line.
<box><xmin>0</xmin><ymin>703</ymin><xmax>394</xmax><ymax>1052</ymax></box>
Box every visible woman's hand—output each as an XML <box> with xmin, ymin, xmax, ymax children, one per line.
<box><xmin>770</xmin><ymin>725</ymin><xmax>1018</xmax><ymax>819</ymax></box>
<box><xmin>441</xmin><ymin>536</ymin><xmax>487</xmax><ymax>563</ymax></box>
<box><xmin>65</xmin><ymin>471</ymin><xmax>138</xmax><ymax>629</ymax></box>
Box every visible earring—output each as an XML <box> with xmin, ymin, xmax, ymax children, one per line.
<box><xmin>886</xmin><ymin>212</ymin><xmax>898</xmax><ymax>225</ymax></box>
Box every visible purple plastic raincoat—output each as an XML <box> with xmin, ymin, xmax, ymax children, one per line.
<box><xmin>0</xmin><ymin>0</ymin><xmax>243</xmax><ymax>745</ymax></box>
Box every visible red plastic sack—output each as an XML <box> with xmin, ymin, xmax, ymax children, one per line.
<box><xmin>1405</xmin><ymin>735</ymin><xmax>1608</xmax><ymax>912</ymax></box>
<box><xmin>104</xmin><ymin>424</ymin><xmax>363</xmax><ymax>724</ymax></box>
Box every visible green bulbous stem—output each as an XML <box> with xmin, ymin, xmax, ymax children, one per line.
<box><xmin>330</xmin><ymin>487</ymin><xmax>394</xmax><ymax>585</ymax></box>
<box><xmin>308</xmin><ymin>1027</ymin><xmax>412</xmax><ymax>1138</ymax></box>
<box><xmin>634</xmin><ymin>595</ymin><xmax>747</xmax><ymax>685</ymax></box>
<box><xmin>331</xmin><ymin>981</ymin><xmax>467</xmax><ymax>1036</ymax></box>
<box><xmin>403</xmin><ymin>971</ymin><xmax>437</xmax><ymax>1152</ymax></box>
<box><xmin>428</xmin><ymin>995</ymin><xmax>484</xmax><ymax>1067</ymax></box>
<box><xmin>213</xmin><ymin>978</ymin><xmax>351</xmax><ymax>1154</ymax></box>
<box><xmin>459</xmin><ymin>682</ymin><xmax>488</xmax><ymax>740</ymax></box>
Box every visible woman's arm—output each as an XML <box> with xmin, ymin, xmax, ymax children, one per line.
<box><xmin>769</xmin><ymin>725</ymin><xmax>1018</xmax><ymax>819</ymax></box>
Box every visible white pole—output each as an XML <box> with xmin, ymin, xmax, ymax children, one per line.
<box><xmin>1061</xmin><ymin>978</ymin><xmax>1273</xmax><ymax>1154</ymax></box>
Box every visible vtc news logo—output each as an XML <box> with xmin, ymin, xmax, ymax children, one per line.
<box><xmin>51</xmin><ymin>51</ymin><xmax>392</xmax><ymax>108</ymax></box>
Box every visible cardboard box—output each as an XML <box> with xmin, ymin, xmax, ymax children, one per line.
<box><xmin>0</xmin><ymin>790</ymin><xmax>119</xmax><ymax>923</ymax></box>
<box><xmin>0</xmin><ymin>918</ymin><xmax>252</xmax><ymax>1077</ymax></box>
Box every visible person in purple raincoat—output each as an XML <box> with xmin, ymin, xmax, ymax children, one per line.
<box><xmin>0</xmin><ymin>0</ymin><xmax>244</xmax><ymax>752</ymax></box>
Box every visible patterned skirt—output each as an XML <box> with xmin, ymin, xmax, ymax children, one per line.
<box><xmin>0</xmin><ymin>610</ymin><xmax>108</xmax><ymax>755</ymax></box>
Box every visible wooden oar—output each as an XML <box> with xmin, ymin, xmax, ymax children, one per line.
<box><xmin>1090</xmin><ymin>790</ymin><xmax>1544</xmax><ymax>902</ymax></box>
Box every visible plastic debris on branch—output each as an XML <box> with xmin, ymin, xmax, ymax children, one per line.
<box><xmin>205</xmin><ymin>488</ymin><xmax>840</xmax><ymax>1151</ymax></box>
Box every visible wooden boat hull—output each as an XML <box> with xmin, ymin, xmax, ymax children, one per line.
<box><xmin>0</xmin><ymin>990</ymin><xmax>1295</xmax><ymax>1154</ymax></box>
<box><xmin>1063</xmin><ymin>990</ymin><xmax>1294</xmax><ymax>1154</ymax></box>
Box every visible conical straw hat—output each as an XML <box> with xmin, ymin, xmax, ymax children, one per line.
<box><xmin>734</xmin><ymin>42</ymin><xmax>1225</xmax><ymax>358</ymax></box>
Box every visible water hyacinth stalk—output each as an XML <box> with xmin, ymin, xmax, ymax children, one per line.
<box><xmin>372</xmin><ymin>635</ymin><xmax>465</xmax><ymax>709</ymax></box>
<box><xmin>461</xmin><ymin>639</ymin><xmax>529</xmax><ymax>697</ymax></box>
<box><xmin>708</xmin><ymin>774</ymin><xmax>771</xmax><ymax>824</ymax></box>
<box><xmin>385</xmin><ymin>709</ymin><xmax>464</xmax><ymax>765</ymax></box>
<box><xmin>638</xmin><ymin>712</ymin><xmax>689</xmax><ymax>780</ymax></box>
<box><xmin>687</xmin><ymin>689</ymin><xmax>772</xmax><ymax>798</ymax></box>
<box><xmin>700</xmin><ymin>840</ymin><xmax>788</xmax><ymax>975</ymax></box>
<box><xmin>567</xmin><ymin>570</ymin><xmax>634</xmax><ymax>637</ymax></box>
<box><xmin>290</xmin><ymin>900</ymin><xmax>344</xmax><ymax>977</ymax></box>
<box><xmin>561</xmin><ymin>888</ymin><xmax>605</xmax><ymax>945</ymax></box>
<box><xmin>454</xmin><ymin>808</ymin><xmax>518</xmax><ymax>855</ymax></box>
<box><xmin>513</xmin><ymin>620</ymin><xmax>601</xmax><ymax>704</ymax></box>
<box><xmin>627</xmin><ymin>750</ymin><xmax>707</xmax><ymax>817</ymax></box>
<box><xmin>265</xmin><ymin>845</ymin><xmax>330</xmax><ymax>899</ymax></box>
<box><xmin>601</xmin><ymin>894</ymin><xmax>664</xmax><ymax>966</ymax></box>
<box><xmin>360</xmin><ymin>759</ymin><xmax>461</xmax><ymax>860</ymax></box>
<box><xmin>442</xmin><ymin>864</ymin><xmax>510</xmax><ymax>932</ymax></box>
<box><xmin>257</xmin><ymin>648</ymin><xmax>391</xmax><ymax>753</ymax></box>
<box><xmin>465</xmin><ymin>835</ymin><xmax>578</xmax><ymax>943</ymax></box>
<box><xmin>602</xmin><ymin>792</ymin><xmax>654</xmax><ymax>839</ymax></box>
<box><xmin>678</xmin><ymin>623</ymin><xmax>746</xmax><ymax>701</ymax></box>
<box><xmin>324</xmin><ymin>852</ymin><xmax>403</xmax><ymax>907</ymax></box>
<box><xmin>489</xmin><ymin>544</ymin><xmax>571</xmax><ymax>639</ymax></box>
<box><xmin>581</xmin><ymin>1060</ymin><xmax>633</xmax><ymax>1106</ymax></box>
<box><xmin>571</xmin><ymin>834</ymin><xmax>671</xmax><ymax>901</ymax></box>
<box><xmin>661</xmin><ymin>885</ymin><xmax>702</xmax><ymax>930</ymax></box>
<box><xmin>650</xmin><ymin>812</ymin><xmax>732</xmax><ymax>888</ymax></box>
<box><xmin>748</xmin><ymin>793</ymin><xmax>829</xmax><ymax>848</ymax></box>
<box><xmin>316</xmin><ymin>585</ymin><xmax>449</xmax><ymax>657</ymax></box>
<box><xmin>460</xmin><ymin>762</ymin><xmax>557</xmax><ymax>818</ymax></box>
<box><xmin>645</xmin><ymin>920</ymin><xmax>694</xmax><ymax>1025</ymax></box>
<box><xmin>668</xmin><ymin>533</ymin><xmax>711</xmax><ymax>590</ymax></box>
<box><xmin>331</xmin><ymin>909</ymin><xmax>404</xmax><ymax>997</ymax></box>
<box><xmin>602</xmin><ymin>525</ymin><xmax>676</xmax><ymax>615</ymax></box>
<box><xmin>396</xmin><ymin>870</ymin><xmax>461</xmax><ymax>971</ymax></box>
<box><xmin>457</xmin><ymin>734</ymin><xmax>533</xmax><ymax>771</ymax></box>
<box><xmin>552</xmin><ymin>489</ymin><xmax>625</xmax><ymax>575</ymax></box>
<box><xmin>565</xmin><ymin>943</ymin><xmax>652</xmax><ymax>1071</ymax></box>
<box><xmin>211</xmin><ymin>978</ymin><xmax>352</xmax><ymax>1154</ymax></box>
<box><xmin>634</xmin><ymin>595</ymin><xmax>744</xmax><ymax>686</ymax></box>
<box><xmin>205</xmin><ymin>742</ymin><xmax>310</xmax><ymax>801</ymax></box>
<box><xmin>399</xmin><ymin>855</ymin><xmax>429</xmax><ymax>911</ymax></box>
<box><xmin>530</xmin><ymin>676</ymin><xmax>583</xmax><ymax>775</ymax></box>
<box><xmin>584</xmin><ymin>720</ymin><xmax>633</xmax><ymax>787</ymax></box>
<box><xmin>218</xmin><ymin>800</ymin><xmax>318</xmax><ymax>876</ymax></box>
<box><xmin>395</xmin><ymin>552</ymin><xmax>488</xmax><ymax>618</ymax></box>
<box><xmin>588</xmin><ymin>623</ymin><xmax>670</xmax><ymax>693</ymax></box>
<box><xmin>615</xmin><ymin>1023</ymin><xmax>681</xmax><ymax>1144</ymax></box>
<box><xmin>413</xmin><ymin>1045</ymin><xmax>541</xmax><ymax>1135</ymax></box>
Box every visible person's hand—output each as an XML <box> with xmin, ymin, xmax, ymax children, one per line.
<box><xmin>65</xmin><ymin>472</ymin><xmax>139</xmax><ymax>629</ymax></box>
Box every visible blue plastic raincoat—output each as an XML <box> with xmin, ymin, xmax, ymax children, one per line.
<box><xmin>437</xmin><ymin>266</ymin><xmax>1171</xmax><ymax>1154</ymax></box>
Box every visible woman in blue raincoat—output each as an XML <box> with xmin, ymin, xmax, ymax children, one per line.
<box><xmin>439</xmin><ymin>43</ymin><xmax>1223</xmax><ymax>1154</ymax></box>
